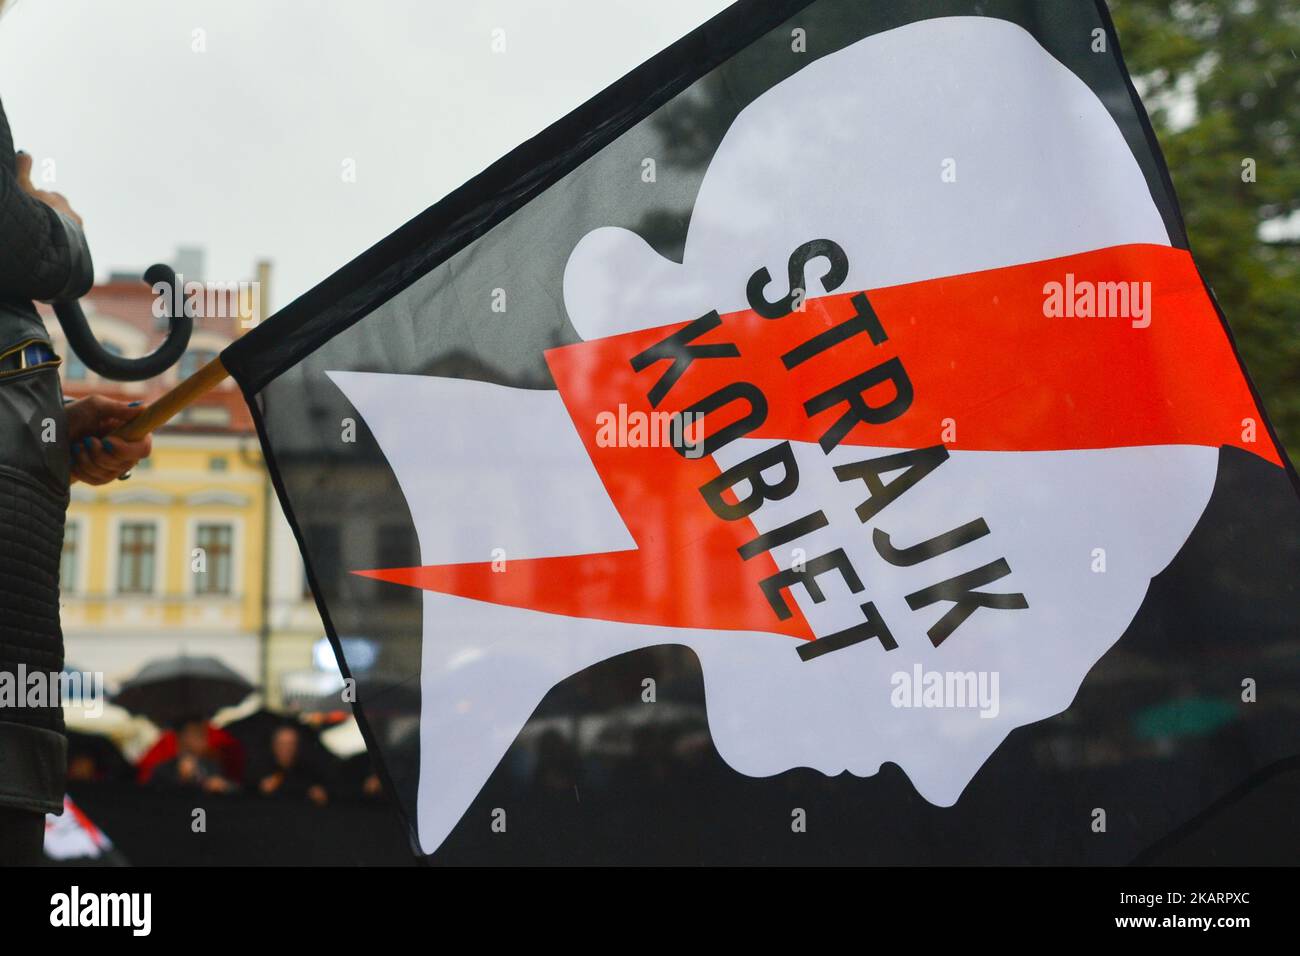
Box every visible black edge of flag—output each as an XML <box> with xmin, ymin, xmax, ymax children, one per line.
<box><xmin>244</xmin><ymin>405</ymin><xmax>421</xmax><ymax>857</ymax></box>
<box><xmin>1091</xmin><ymin>0</ymin><xmax>1300</xmax><ymax>854</ymax></box>
<box><xmin>1091</xmin><ymin>0</ymin><xmax>1300</xmax><ymax>497</ymax></box>
<box><xmin>221</xmin><ymin>0</ymin><xmax>819</xmax><ymax>394</ymax></box>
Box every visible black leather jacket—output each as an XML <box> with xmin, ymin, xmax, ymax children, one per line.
<box><xmin>0</xmin><ymin>95</ymin><xmax>93</xmax><ymax>815</ymax></box>
<box><xmin>0</xmin><ymin>99</ymin><xmax>93</xmax><ymax>348</ymax></box>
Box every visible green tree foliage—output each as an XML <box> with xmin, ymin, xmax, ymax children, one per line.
<box><xmin>1112</xmin><ymin>0</ymin><xmax>1300</xmax><ymax>455</ymax></box>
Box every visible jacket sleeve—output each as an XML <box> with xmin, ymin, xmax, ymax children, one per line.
<box><xmin>0</xmin><ymin>161</ymin><xmax>94</xmax><ymax>303</ymax></box>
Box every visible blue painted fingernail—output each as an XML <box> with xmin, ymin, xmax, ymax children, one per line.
<box><xmin>128</xmin><ymin>401</ymin><xmax>141</xmax><ymax>407</ymax></box>
<box><xmin>103</xmin><ymin>439</ymin><xmax>114</xmax><ymax>453</ymax></box>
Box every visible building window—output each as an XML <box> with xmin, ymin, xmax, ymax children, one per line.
<box><xmin>118</xmin><ymin>522</ymin><xmax>157</xmax><ymax>594</ymax></box>
<box><xmin>195</xmin><ymin>523</ymin><xmax>233</xmax><ymax>595</ymax></box>
<box><xmin>64</xmin><ymin>353</ymin><xmax>87</xmax><ymax>381</ymax></box>
<box><xmin>208</xmin><ymin>456</ymin><xmax>228</xmax><ymax>472</ymax></box>
<box><xmin>60</xmin><ymin>523</ymin><xmax>79</xmax><ymax>593</ymax></box>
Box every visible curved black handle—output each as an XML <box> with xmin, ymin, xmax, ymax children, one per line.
<box><xmin>51</xmin><ymin>264</ymin><xmax>193</xmax><ymax>382</ymax></box>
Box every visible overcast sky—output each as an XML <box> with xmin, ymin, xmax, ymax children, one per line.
<box><xmin>0</xmin><ymin>0</ymin><xmax>730</xmax><ymax>310</ymax></box>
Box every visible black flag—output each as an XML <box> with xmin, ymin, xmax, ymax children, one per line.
<box><xmin>220</xmin><ymin>0</ymin><xmax>1300</xmax><ymax>863</ymax></box>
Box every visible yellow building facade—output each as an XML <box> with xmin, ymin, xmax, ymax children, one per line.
<box><xmin>60</xmin><ymin>433</ymin><xmax>270</xmax><ymax>693</ymax></box>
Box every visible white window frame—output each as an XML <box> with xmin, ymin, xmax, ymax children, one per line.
<box><xmin>109</xmin><ymin>516</ymin><xmax>165</xmax><ymax>597</ymax></box>
<box><xmin>187</xmin><ymin>516</ymin><xmax>243</xmax><ymax>599</ymax></box>
<box><xmin>59</xmin><ymin>516</ymin><xmax>85</xmax><ymax>595</ymax></box>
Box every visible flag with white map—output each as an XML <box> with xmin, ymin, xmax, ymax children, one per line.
<box><xmin>220</xmin><ymin>0</ymin><xmax>1300</xmax><ymax>863</ymax></box>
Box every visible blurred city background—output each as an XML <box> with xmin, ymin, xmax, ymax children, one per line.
<box><xmin>38</xmin><ymin>258</ymin><xmax>414</xmax><ymax>865</ymax></box>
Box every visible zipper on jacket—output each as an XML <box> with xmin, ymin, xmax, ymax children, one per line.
<box><xmin>0</xmin><ymin>337</ymin><xmax>61</xmax><ymax>379</ymax></box>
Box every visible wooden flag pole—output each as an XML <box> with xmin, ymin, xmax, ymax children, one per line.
<box><xmin>110</xmin><ymin>355</ymin><xmax>231</xmax><ymax>441</ymax></box>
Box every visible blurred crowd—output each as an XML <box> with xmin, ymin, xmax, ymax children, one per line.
<box><xmin>66</xmin><ymin>712</ymin><xmax>386</xmax><ymax>808</ymax></box>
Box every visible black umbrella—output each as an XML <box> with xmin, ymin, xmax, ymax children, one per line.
<box><xmin>113</xmin><ymin>656</ymin><xmax>253</xmax><ymax>726</ymax></box>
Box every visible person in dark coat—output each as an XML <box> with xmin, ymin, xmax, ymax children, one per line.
<box><xmin>0</xmin><ymin>70</ymin><xmax>154</xmax><ymax>861</ymax></box>
<box><xmin>255</xmin><ymin>725</ymin><xmax>331</xmax><ymax>806</ymax></box>
<box><xmin>148</xmin><ymin>719</ymin><xmax>237</xmax><ymax>794</ymax></box>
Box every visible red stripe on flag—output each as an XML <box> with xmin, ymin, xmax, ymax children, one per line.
<box><xmin>553</xmin><ymin>243</ymin><xmax>1276</xmax><ymax>462</ymax></box>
